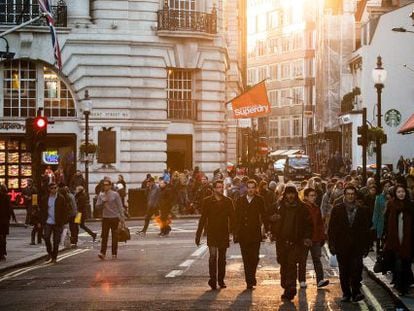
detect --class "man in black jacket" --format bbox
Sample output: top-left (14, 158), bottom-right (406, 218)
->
top-left (40, 183), bottom-right (70, 263)
top-left (235, 179), bottom-right (268, 289)
top-left (269, 185), bottom-right (312, 301)
top-left (195, 180), bottom-right (235, 290)
top-left (328, 184), bottom-right (370, 303)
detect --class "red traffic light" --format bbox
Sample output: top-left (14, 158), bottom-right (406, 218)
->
top-left (34, 116), bottom-right (47, 129)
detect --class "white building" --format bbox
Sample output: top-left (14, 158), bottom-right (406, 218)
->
top-left (0, 0), bottom-right (245, 204)
top-left (347, 2), bottom-right (414, 170)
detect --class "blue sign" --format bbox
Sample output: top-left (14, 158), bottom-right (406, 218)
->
top-left (42, 150), bottom-right (59, 165)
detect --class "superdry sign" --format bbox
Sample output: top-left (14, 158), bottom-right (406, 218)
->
top-left (228, 81), bottom-right (271, 119)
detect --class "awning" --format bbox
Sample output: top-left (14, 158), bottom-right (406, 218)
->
top-left (269, 149), bottom-right (301, 157)
top-left (398, 113), bottom-right (414, 135)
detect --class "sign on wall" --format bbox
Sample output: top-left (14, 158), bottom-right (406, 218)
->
top-left (384, 109), bottom-right (401, 127)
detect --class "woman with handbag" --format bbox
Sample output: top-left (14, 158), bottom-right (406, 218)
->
top-left (383, 184), bottom-right (414, 296)
top-left (75, 186), bottom-right (97, 241)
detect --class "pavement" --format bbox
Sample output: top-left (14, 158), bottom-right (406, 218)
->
top-left (2, 210), bottom-right (414, 310)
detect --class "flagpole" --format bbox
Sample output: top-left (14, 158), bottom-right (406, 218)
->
top-left (0, 14), bottom-right (47, 38)
top-left (226, 78), bottom-right (268, 105)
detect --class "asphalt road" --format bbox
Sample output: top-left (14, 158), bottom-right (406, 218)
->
top-left (0, 219), bottom-right (405, 310)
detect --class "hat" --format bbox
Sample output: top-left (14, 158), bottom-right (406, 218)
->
top-left (284, 185), bottom-right (298, 194)
top-left (269, 181), bottom-right (277, 190)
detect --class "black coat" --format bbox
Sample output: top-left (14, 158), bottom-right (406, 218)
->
top-left (40, 194), bottom-right (70, 226)
top-left (75, 191), bottom-right (88, 215)
top-left (328, 202), bottom-right (371, 257)
top-left (196, 195), bottom-right (235, 248)
top-left (0, 192), bottom-right (13, 235)
top-left (235, 195), bottom-right (268, 243)
top-left (269, 199), bottom-right (312, 245)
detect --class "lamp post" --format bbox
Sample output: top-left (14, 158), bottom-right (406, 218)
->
top-left (372, 56), bottom-right (387, 192)
top-left (82, 90), bottom-right (93, 217)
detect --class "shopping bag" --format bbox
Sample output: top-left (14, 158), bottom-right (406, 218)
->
top-left (74, 212), bottom-right (82, 224)
top-left (61, 227), bottom-right (71, 248)
top-left (118, 224), bottom-right (131, 243)
top-left (329, 254), bottom-right (338, 267)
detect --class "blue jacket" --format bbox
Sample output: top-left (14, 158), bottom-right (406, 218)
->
top-left (372, 193), bottom-right (387, 238)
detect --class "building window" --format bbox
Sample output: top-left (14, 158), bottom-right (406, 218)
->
top-left (292, 60), bottom-right (303, 78)
top-left (269, 64), bottom-right (278, 81)
top-left (258, 66), bottom-right (267, 81)
top-left (167, 68), bottom-right (196, 120)
top-left (292, 117), bottom-right (300, 137)
top-left (268, 38), bottom-right (279, 55)
top-left (269, 118), bottom-right (279, 138)
top-left (247, 68), bottom-right (257, 85)
top-left (281, 63), bottom-right (290, 80)
top-left (282, 37), bottom-right (290, 52)
top-left (292, 87), bottom-right (304, 104)
top-left (3, 60), bottom-right (37, 117)
top-left (169, 0), bottom-right (195, 11)
top-left (280, 117), bottom-right (289, 137)
top-left (44, 68), bottom-right (76, 117)
top-left (292, 33), bottom-right (304, 50)
top-left (280, 89), bottom-right (291, 106)
top-left (268, 90), bottom-right (278, 108)
top-left (268, 10), bottom-right (279, 29)
top-left (2, 59), bottom-right (76, 118)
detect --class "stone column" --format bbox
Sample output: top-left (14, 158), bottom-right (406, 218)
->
top-left (66, 1), bottom-right (91, 26)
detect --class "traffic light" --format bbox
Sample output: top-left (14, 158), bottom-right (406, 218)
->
top-left (357, 124), bottom-right (368, 146)
top-left (33, 116), bottom-right (48, 137)
top-left (25, 116), bottom-right (48, 151)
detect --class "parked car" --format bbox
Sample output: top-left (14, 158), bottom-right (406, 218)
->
top-left (284, 154), bottom-right (312, 181)
top-left (273, 158), bottom-right (286, 175)
top-left (356, 164), bottom-right (390, 174)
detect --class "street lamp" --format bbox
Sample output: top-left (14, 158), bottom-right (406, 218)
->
top-left (372, 56), bottom-right (387, 191)
top-left (82, 90), bottom-right (93, 217)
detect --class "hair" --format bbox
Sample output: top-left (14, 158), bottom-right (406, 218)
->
top-left (213, 179), bottom-right (224, 188)
top-left (344, 184), bottom-right (357, 193)
top-left (148, 177), bottom-right (155, 183)
top-left (393, 183), bottom-right (409, 202)
top-left (304, 187), bottom-right (316, 197)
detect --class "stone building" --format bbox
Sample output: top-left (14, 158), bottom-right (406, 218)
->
top-left (0, 0), bottom-right (245, 204)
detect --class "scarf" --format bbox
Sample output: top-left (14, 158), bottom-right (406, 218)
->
top-left (385, 200), bottom-right (412, 259)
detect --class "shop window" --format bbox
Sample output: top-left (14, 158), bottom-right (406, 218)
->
top-left (2, 59), bottom-right (76, 118)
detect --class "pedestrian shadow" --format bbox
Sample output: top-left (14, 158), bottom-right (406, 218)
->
top-left (298, 288), bottom-right (308, 311)
top-left (190, 288), bottom-right (220, 310)
top-left (229, 288), bottom-right (253, 310)
top-left (278, 299), bottom-right (297, 311)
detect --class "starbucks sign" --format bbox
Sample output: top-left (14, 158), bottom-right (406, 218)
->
top-left (384, 109), bottom-right (401, 127)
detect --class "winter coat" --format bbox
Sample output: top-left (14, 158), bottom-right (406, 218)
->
top-left (372, 193), bottom-right (387, 239)
top-left (196, 195), bottom-right (235, 248)
top-left (40, 194), bottom-right (70, 226)
top-left (304, 201), bottom-right (326, 243)
top-left (0, 191), bottom-right (13, 235)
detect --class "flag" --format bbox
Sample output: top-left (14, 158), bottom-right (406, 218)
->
top-left (228, 81), bottom-right (271, 119)
top-left (38, 0), bottom-right (62, 70)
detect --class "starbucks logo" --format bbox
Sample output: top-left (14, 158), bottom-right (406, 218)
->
top-left (384, 109), bottom-right (401, 127)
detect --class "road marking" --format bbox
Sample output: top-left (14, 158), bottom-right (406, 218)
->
top-left (0, 248), bottom-right (89, 283)
top-left (361, 284), bottom-right (384, 311)
top-left (229, 254), bottom-right (265, 259)
top-left (165, 270), bottom-right (183, 278)
top-left (179, 259), bottom-right (195, 268)
top-left (191, 245), bottom-right (208, 257)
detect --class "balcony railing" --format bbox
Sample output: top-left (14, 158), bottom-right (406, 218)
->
top-left (167, 99), bottom-right (197, 121)
top-left (0, 1), bottom-right (67, 27)
top-left (157, 7), bottom-right (217, 34)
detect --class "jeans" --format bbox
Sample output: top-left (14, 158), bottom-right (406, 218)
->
top-left (240, 241), bottom-right (261, 286)
top-left (44, 224), bottom-right (63, 260)
top-left (299, 242), bottom-right (324, 283)
top-left (100, 218), bottom-right (119, 256)
top-left (142, 206), bottom-right (158, 232)
top-left (208, 246), bottom-right (227, 285)
top-left (31, 224), bottom-right (42, 243)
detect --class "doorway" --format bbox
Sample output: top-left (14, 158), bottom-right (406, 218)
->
top-left (167, 135), bottom-right (193, 172)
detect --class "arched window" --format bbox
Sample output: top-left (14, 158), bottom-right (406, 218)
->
top-left (2, 59), bottom-right (76, 118)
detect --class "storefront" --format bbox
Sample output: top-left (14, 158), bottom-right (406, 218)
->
top-left (0, 132), bottom-right (76, 207)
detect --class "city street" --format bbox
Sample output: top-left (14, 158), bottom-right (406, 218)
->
top-left (0, 219), bottom-right (404, 310)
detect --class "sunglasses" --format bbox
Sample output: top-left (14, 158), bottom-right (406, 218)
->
top-left (49, 186), bottom-right (57, 189)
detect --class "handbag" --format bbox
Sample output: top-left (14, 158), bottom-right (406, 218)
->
top-left (373, 250), bottom-right (394, 273)
top-left (74, 212), bottom-right (82, 224)
top-left (329, 254), bottom-right (338, 267)
top-left (118, 224), bottom-right (131, 243)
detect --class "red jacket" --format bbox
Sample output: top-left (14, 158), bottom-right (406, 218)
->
top-left (304, 201), bottom-right (326, 242)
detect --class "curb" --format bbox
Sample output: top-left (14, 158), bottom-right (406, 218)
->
top-left (10, 223), bottom-right (28, 228)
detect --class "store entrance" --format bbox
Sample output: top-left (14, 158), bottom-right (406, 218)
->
top-left (167, 135), bottom-right (193, 172)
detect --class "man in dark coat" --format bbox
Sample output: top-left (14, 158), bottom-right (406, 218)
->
top-left (195, 179), bottom-right (235, 290)
top-left (328, 184), bottom-right (370, 303)
top-left (40, 182), bottom-right (70, 263)
top-left (268, 185), bottom-right (312, 301)
top-left (235, 179), bottom-right (268, 289)
top-left (0, 184), bottom-right (14, 260)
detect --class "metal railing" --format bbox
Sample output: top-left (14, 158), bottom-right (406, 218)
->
top-left (157, 7), bottom-right (217, 34)
top-left (167, 99), bottom-right (197, 121)
top-left (0, 1), bottom-right (67, 27)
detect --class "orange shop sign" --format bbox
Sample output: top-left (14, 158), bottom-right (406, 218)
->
top-left (229, 81), bottom-right (271, 119)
